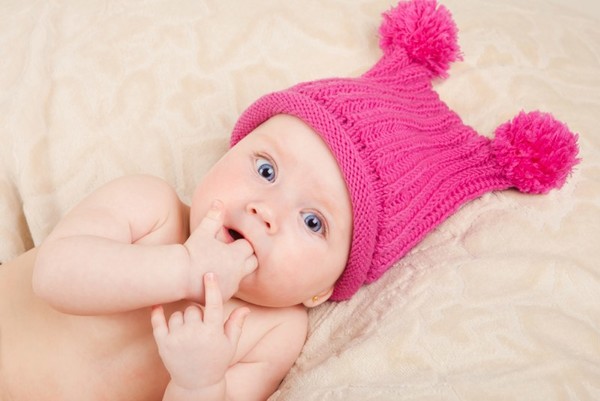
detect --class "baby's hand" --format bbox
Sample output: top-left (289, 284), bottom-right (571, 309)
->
top-left (151, 273), bottom-right (250, 391)
top-left (184, 200), bottom-right (257, 302)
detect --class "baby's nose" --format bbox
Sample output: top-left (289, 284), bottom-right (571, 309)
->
top-left (247, 203), bottom-right (277, 233)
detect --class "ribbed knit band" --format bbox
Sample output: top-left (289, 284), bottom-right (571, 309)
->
top-left (231, 88), bottom-right (379, 300)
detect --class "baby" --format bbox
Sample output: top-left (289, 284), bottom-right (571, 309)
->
top-left (0, 0), bottom-right (579, 400)
top-left (0, 113), bottom-right (350, 401)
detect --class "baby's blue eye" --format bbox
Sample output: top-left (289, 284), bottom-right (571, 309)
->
top-left (256, 158), bottom-right (276, 182)
top-left (302, 212), bottom-right (323, 233)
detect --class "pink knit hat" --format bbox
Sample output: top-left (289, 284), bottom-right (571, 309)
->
top-left (230, 0), bottom-right (580, 301)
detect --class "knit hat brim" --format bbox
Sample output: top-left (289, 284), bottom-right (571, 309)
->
top-left (231, 89), bottom-right (378, 300)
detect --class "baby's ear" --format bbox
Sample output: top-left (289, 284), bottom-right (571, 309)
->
top-left (303, 288), bottom-right (334, 308)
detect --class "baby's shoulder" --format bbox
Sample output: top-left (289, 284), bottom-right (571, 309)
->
top-left (228, 300), bottom-right (308, 372)
top-left (86, 174), bottom-right (189, 244)
top-left (74, 174), bottom-right (183, 217)
top-left (232, 300), bottom-right (308, 342)
top-left (99, 174), bottom-right (180, 203)
top-left (248, 302), bottom-right (308, 334)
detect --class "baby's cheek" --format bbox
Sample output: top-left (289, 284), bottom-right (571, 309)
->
top-left (258, 249), bottom-right (276, 271)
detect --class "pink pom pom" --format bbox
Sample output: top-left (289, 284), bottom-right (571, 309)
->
top-left (379, 0), bottom-right (462, 78)
top-left (492, 111), bottom-right (580, 194)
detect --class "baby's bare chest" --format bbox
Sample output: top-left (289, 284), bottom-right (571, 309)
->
top-left (1, 306), bottom-right (168, 401)
top-left (0, 256), bottom-right (169, 401)
top-left (0, 251), bottom-right (294, 401)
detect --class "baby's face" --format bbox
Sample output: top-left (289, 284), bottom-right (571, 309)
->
top-left (190, 114), bottom-right (353, 307)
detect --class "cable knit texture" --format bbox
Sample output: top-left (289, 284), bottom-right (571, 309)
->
top-left (231, 0), bottom-right (580, 300)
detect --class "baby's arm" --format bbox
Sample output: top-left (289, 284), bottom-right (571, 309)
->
top-left (152, 274), bottom-right (307, 401)
top-left (34, 175), bottom-right (256, 315)
top-left (33, 175), bottom-right (191, 314)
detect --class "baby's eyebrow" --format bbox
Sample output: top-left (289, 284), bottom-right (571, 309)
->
top-left (314, 193), bottom-right (338, 225)
top-left (260, 132), bottom-right (284, 158)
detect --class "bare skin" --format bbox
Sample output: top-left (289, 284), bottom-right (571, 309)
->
top-left (0, 115), bottom-right (353, 401)
top-left (0, 249), bottom-right (307, 401)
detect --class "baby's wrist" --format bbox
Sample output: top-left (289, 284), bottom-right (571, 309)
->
top-left (166, 378), bottom-right (226, 401)
top-left (170, 243), bottom-right (196, 301)
top-left (179, 244), bottom-right (205, 302)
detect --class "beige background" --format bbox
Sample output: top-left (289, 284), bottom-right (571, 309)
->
top-left (1, 1), bottom-right (599, 400)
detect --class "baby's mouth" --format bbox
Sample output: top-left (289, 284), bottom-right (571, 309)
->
top-left (227, 228), bottom-right (244, 241)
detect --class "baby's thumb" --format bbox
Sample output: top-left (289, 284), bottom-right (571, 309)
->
top-left (197, 200), bottom-right (224, 237)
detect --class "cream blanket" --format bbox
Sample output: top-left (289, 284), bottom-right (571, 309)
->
top-left (1, 1), bottom-right (599, 400)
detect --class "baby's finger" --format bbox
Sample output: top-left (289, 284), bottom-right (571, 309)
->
top-left (203, 272), bottom-right (223, 326)
top-left (151, 305), bottom-right (169, 340)
top-left (197, 200), bottom-right (224, 237)
top-left (183, 304), bottom-right (202, 323)
top-left (244, 254), bottom-right (258, 275)
top-left (224, 307), bottom-right (251, 347)
top-left (229, 238), bottom-right (254, 257)
top-left (168, 311), bottom-right (184, 329)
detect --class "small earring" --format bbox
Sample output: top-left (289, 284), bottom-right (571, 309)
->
top-left (312, 295), bottom-right (319, 303)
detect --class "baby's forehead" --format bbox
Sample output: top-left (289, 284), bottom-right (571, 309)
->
top-left (242, 116), bottom-right (348, 188)
top-left (240, 117), bottom-right (310, 152)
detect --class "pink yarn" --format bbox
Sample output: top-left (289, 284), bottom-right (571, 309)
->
top-left (379, 0), bottom-right (462, 77)
top-left (492, 111), bottom-right (580, 194)
top-left (230, 0), bottom-right (580, 301)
